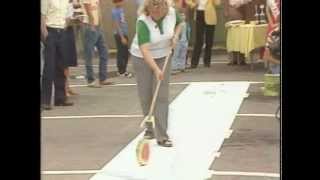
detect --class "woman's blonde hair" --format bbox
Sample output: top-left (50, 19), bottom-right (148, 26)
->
top-left (137, 0), bottom-right (171, 16)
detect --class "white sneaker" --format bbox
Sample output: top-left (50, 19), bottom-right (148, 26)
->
top-left (257, 59), bottom-right (265, 63)
top-left (87, 80), bottom-right (102, 88)
top-left (118, 72), bottom-right (133, 78)
top-left (124, 72), bottom-right (133, 78)
top-left (171, 70), bottom-right (180, 75)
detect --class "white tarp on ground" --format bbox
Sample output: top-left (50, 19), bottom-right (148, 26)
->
top-left (90, 81), bottom-right (250, 180)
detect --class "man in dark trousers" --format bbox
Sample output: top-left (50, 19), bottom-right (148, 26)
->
top-left (41, 0), bottom-right (74, 110)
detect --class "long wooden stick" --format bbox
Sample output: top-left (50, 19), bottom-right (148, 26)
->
top-left (140, 50), bottom-right (173, 127)
top-left (136, 51), bottom-right (173, 167)
top-left (148, 52), bottom-right (172, 116)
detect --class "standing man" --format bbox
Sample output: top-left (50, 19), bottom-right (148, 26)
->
top-left (81, 0), bottom-right (113, 87)
top-left (41, 0), bottom-right (74, 110)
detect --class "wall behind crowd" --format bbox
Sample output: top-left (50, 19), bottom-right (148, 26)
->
top-left (74, 0), bottom-right (139, 57)
top-left (99, 0), bottom-right (138, 48)
top-left (75, 0), bottom-right (227, 57)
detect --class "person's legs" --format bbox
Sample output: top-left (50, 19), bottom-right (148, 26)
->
top-left (191, 10), bottom-right (205, 68)
top-left (114, 34), bottom-right (125, 74)
top-left (185, 46), bottom-right (191, 66)
top-left (228, 52), bottom-right (237, 65)
top-left (41, 42), bottom-right (44, 84)
top-left (114, 34), bottom-right (129, 74)
top-left (95, 28), bottom-right (109, 82)
top-left (270, 63), bottom-right (280, 74)
top-left (64, 68), bottom-right (69, 96)
top-left (239, 52), bottom-right (246, 65)
top-left (122, 35), bottom-right (130, 73)
top-left (62, 27), bottom-right (79, 94)
top-left (131, 55), bottom-right (154, 136)
top-left (83, 25), bottom-right (98, 83)
top-left (178, 43), bottom-right (188, 70)
top-left (41, 30), bottom-right (56, 107)
top-left (63, 67), bottom-right (79, 96)
top-left (171, 43), bottom-right (182, 71)
top-left (78, 25), bottom-right (86, 59)
top-left (153, 56), bottom-right (171, 142)
top-left (203, 25), bottom-right (215, 67)
top-left (54, 38), bottom-right (67, 104)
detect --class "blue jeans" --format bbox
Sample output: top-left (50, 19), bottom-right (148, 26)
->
top-left (270, 64), bottom-right (280, 74)
top-left (83, 25), bottom-right (109, 83)
top-left (171, 41), bottom-right (188, 70)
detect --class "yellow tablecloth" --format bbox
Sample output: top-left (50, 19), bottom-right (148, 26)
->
top-left (226, 24), bottom-right (268, 58)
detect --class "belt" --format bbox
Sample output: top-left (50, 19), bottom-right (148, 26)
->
top-left (83, 23), bottom-right (99, 28)
top-left (47, 27), bottom-right (65, 33)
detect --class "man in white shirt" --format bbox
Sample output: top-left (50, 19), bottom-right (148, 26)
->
top-left (41, 0), bottom-right (74, 110)
top-left (81, 0), bottom-right (113, 87)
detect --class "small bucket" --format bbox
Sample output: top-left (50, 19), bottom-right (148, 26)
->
top-left (263, 74), bottom-right (280, 96)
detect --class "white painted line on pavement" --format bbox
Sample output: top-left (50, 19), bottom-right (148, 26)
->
top-left (69, 84), bottom-right (88, 87)
top-left (69, 83), bottom-right (136, 87)
top-left (237, 113), bottom-right (275, 117)
top-left (42, 170), bottom-right (99, 175)
top-left (69, 81), bottom-right (263, 88)
top-left (42, 114), bottom-right (143, 119)
top-left (42, 113), bottom-right (274, 120)
top-left (42, 169), bottom-right (280, 177)
top-left (42, 170), bottom-right (157, 178)
top-left (76, 61), bottom-right (230, 68)
top-left (209, 170), bottom-right (280, 177)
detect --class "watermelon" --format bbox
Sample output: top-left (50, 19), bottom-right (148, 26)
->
top-left (136, 139), bottom-right (150, 166)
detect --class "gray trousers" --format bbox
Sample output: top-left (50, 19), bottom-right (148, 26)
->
top-left (132, 55), bottom-right (171, 141)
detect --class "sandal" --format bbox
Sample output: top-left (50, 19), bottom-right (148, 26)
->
top-left (144, 131), bottom-right (155, 140)
top-left (157, 139), bottom-right (173, 147)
